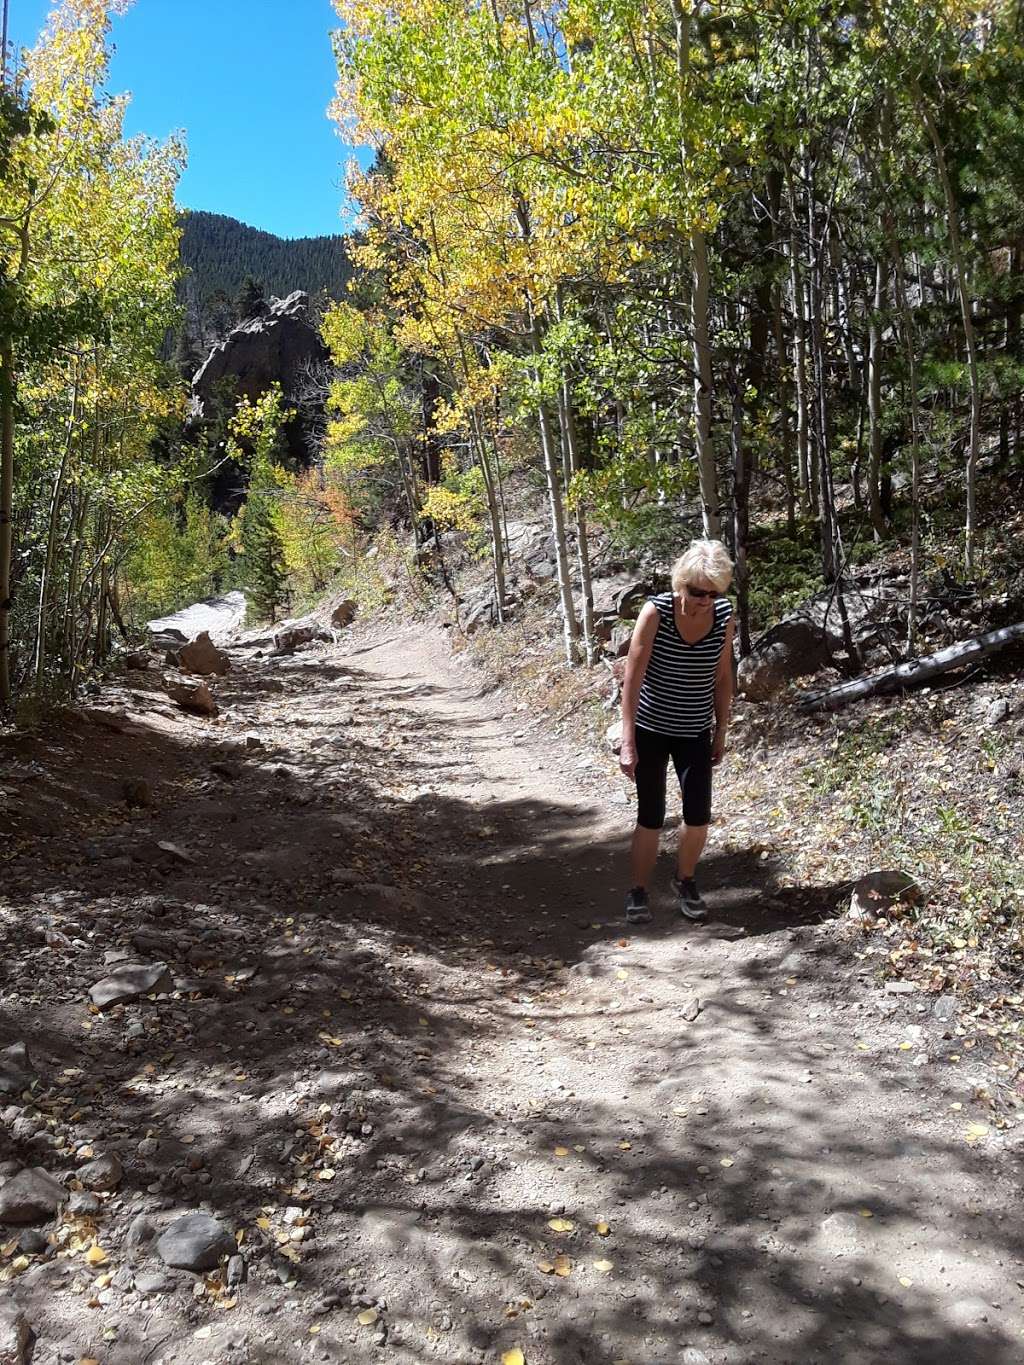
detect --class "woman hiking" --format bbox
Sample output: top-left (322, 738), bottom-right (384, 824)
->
top-left (618, 539), bottom-right (735, 925)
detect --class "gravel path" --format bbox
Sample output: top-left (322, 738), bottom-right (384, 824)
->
top-left (0, 620), bottom-right (1020, 1364)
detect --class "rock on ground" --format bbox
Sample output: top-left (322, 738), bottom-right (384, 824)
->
top-left (163, 675), bottom-right (218, 717)
top-left (76, 1153), bottom-right (123, 1192)
top-left (156, 1212), bottom-right (235, 1271)
top-left (0, 1299), bottom-right (33, 1365)
top-left (178, 630), bottom-right (231, 676)
top-left (0, 1169), bottom-right (67, 1225)
top-left (89, 962), bottom-right (173, 1009)
top-left (0, 1044), bottom-right (34, 1098)
top-left (848, 868), bottom-right (920, 920)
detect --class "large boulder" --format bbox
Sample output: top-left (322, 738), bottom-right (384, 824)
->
top-left (192, 292), bottom-right (329, 415)
top-left (738, 585), bottom-right (899, 701)
top-left (178, 631), bottom-right (230, 677)
top-left (737, 617), bottom-right (836, 701)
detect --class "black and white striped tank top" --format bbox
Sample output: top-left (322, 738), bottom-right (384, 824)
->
top-left (635, 593), bottom-right (732, 736)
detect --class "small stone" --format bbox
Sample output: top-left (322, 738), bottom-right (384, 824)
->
top-left (932, 994), bottom-right (957, 1023)
top-left (68, 1191), bottom-right (101, 1217)
top-left (0, 1298), bottom-right (34, 1365)
top-left (697, 1310), bottom-right (715, 1325)
top-left (681, 998), bottom-right (702, 1022)
top-left (77, 1152), bottom-right (123, 1192)
top-left (111, 1264), bottom-right (135, 1292)
top-left (89, 962), bottom-right (173, 1009)
top-left (16, 1229), bottom-right (48, 1256)
top-left (156, 1212), bottom-right (235, 1272)
top-left (226, 1254), bottom-right (247, 1287)
top-left (134, 1268), bottom-right (175, 1295)
top-left (985, 699), bottom-right (1010, 726)
top-left (0, 1168), bottom-right (68, 1225)
top-left (125, 1213), bottom-right (156, 1261)
top-left (884, 981), bottom-right (916, 995)
top-left (0, 1044), bottom-right (34, 1098)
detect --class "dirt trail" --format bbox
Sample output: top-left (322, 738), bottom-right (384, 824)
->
top-left (0, 621), bottom-right (1021, 1365)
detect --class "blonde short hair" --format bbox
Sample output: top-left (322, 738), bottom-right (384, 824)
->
top-left (671, 539), bottom-right (734, 594)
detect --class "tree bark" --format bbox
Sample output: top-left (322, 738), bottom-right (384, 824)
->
top-left (800, 621), bottom-right (1024, 712)
top-left (867, 259), bottom-right (886, 538)
top-left (915, 85), bottom-right (982, 575)
top-left (528, 312), bottom-right (580, 664)
top-left (0, 335), bottom-right (14, 711)
top-left (671, 0), bottom-right (719, 537)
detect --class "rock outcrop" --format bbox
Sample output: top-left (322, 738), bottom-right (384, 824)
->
top-left (738, 584), bottom-right (901, 701)
top-left (192, 291), bottom-right (329, 415)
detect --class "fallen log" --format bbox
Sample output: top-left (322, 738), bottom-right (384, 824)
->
top-left (798, 620), bottom-right (1024, 712)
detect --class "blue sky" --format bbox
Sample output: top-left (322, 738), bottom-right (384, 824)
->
top-left (8, 0), bottom-right (368, 239)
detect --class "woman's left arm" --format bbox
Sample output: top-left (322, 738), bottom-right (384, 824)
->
top-left (712, 616), bottom-right (735, 765)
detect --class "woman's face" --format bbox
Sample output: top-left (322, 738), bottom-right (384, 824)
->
top-left (679, 578), bottom-right (717, 614)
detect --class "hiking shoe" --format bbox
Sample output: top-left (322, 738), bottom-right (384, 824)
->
top-left (625, 887), bottom-right (652, 925)
top-left (672, 874), bottom-right (708, 922)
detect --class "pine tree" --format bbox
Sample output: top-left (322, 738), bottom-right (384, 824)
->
top-left (235, 275), bottom-right (267, 323)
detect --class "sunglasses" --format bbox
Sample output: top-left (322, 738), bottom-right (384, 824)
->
top-left (684, 585), bottom-right (716, 600)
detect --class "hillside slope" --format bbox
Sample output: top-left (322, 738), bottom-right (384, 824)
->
top-left (177, 210), bottom-right (352, 351)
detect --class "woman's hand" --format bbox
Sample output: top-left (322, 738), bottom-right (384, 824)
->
top-left (711, 729), bottom-right (727, 766)
top-left (619, 738), bottom-right (638, 781)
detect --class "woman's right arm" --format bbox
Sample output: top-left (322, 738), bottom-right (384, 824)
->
top-left (619, 603), bottom-right (658, 780)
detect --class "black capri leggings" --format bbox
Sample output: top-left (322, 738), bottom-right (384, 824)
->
top-left (634, 726), bottom-right (713, 830)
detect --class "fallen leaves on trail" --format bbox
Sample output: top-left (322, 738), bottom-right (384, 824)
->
top-left (965, 1122), bottom-right (989, 1142)
top-left (552, 1254), bottom-right (572, 1277)
top-left (547, 1218), bottom-right (574, 1233)
top-left (85, 1244), bottom-right (108, 1267)
top-left (553, 1146), bottom-right (570, 1157)
top-left (720, 1157), bottom-right (735, 1168)
top-left (593, 1258), bottom-right (614, 1272)
top-left (595, 1221), bottom-right (611, 1236)
top-left (898, 1276), bottom-right (914, 1288)
top-left (357, 1307), bottom-right (379, 1326)
top-left (502, 1350), bottom-right (526, 1365)
top-left (858, 1209), bottom-right (874, 1219)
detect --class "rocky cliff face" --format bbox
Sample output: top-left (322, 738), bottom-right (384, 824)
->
top-left (190, 291), bottom-right (331, 511)
top-left (192, 290), bottom-right (329, 413)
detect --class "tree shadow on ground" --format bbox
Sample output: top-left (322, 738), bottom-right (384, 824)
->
top-left (0, 644), bottom-right (1019, 1363)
